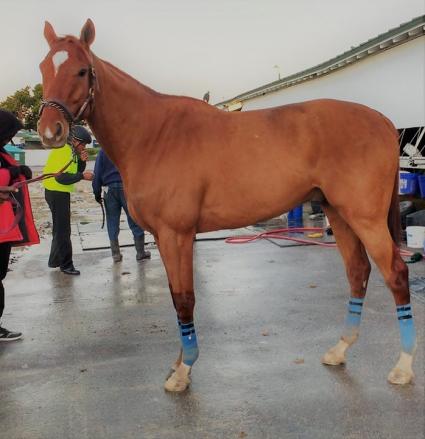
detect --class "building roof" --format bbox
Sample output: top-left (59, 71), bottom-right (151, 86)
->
top-left (216, 15), bottom-right (425, 107)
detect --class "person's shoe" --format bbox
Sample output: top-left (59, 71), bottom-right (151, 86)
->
top-left (137, 250), bottom-right (151, 261)
top-left (110, 240), bottom-right (122, 262)
top-left (135, 235), bottom-right (151, 261)
top-left (60, 266), bottom-right (80, 275)
top-left (0, 325), bottom-right (23, 342)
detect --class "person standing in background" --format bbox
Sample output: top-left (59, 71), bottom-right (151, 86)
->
top-left (43, 125), bottom-right (93, 275)
top-left (92, 149), bottom-right (151, 262)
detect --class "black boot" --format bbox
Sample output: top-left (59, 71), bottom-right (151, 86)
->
top-left (110, 240), bottom-right (122, 262)
top-left (135, 235), bottom-right (151, 261)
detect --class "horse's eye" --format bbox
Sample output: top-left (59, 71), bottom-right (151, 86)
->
top-left (78, 69), bottom-right (88, 77)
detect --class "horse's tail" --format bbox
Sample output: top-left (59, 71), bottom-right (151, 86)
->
top-left (388, 170), bottom-right (401, 246)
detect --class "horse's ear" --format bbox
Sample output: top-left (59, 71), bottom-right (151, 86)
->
top-left (44, 21), bottom-right (58, 48)
top-left (80, 19), bottom-right (95, 47)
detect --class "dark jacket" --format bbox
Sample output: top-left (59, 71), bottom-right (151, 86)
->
top-left (92, 149), bottom-right (122, 197)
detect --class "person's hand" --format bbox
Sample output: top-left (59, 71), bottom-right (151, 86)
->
top-left (19, 165), bottom-right (32, 180)
top-left (83, 171), bottom-right (94, 181)
top-left (79, 149), bottom-right (89, 162)
top-left (94, 192), bottom-right (102, 204)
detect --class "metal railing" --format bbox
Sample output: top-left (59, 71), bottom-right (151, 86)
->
top-left (399, 126), bottom-right (425, 169)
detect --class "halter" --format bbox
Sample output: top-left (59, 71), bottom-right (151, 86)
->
top-left (39, 65), bottom-right (97, 137)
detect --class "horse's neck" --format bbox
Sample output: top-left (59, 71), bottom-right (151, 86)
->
top-left (87, 55), bottom-right (165, 170)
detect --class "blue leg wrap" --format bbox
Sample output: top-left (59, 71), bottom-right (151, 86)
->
top-left (178, 321), bottom-right (199, 366)
top-left (343, 297), bottom-right (364, 336)
top-left (397, 304), bottom-right (416, 354)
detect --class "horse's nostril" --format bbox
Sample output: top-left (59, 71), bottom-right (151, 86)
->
top-left (55, 122), bottom-right (64, 138)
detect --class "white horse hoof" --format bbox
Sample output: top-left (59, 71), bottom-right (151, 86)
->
top-left (164, 363), bottom-right (191, 392)
top-left (321, 339), bottom-right (350, 366)
top-left (321, 348), bottom-right (346, 366)
top-left (387, 367), bottom-right (414, 385)
top-left (388, 351), bottom-right (415, 385)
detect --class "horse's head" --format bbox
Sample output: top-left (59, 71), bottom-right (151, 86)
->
top-left (38, 19), bottom-right (96, 147)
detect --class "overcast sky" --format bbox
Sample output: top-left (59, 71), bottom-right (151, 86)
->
top-left (1, 0), bottom-right (424, 103)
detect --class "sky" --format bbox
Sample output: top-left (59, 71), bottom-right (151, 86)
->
top-left (1, 0), bottom-right (424, 104)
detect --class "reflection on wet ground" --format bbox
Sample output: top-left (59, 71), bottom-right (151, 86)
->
top-left (1, 204), bottom-right (424, 438)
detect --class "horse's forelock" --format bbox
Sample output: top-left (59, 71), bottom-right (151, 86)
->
top-left (48, 35), bottom-right (88, 52)
top-left (46, 36), bottom-right (92, 67)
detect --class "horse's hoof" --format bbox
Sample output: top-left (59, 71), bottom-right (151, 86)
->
top-left (388, 351), bottom-right (414, 385)
top-left (321, 339), bottom-right (350, 366)
top-left (321, 348), bottom-right (346, 366)
top-left (164, 363), bottom-right (191, 392)
top-left (387, 367), bottom-right (414, 385)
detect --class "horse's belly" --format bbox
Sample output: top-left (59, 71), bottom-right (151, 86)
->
top-left (198, 183), bottom-right (310, 232)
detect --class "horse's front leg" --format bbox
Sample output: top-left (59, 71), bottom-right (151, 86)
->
top-left (156, 228), bottom-right (198, 392)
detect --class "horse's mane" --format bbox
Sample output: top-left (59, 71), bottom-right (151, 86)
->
top-left (93, 55), bottom-right (211, 107)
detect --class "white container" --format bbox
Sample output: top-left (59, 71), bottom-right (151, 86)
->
top-left (406, 226), bottom-right (425, 248)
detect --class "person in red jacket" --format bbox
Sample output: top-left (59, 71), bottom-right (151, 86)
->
top-left (0, 110), bottom-right (39, 341)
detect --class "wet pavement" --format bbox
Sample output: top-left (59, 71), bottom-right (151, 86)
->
top-left (1, 219), bottom-right (424, 439)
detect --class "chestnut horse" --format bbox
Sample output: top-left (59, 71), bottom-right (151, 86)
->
top-left (38, 20), bottom-right (416, 392)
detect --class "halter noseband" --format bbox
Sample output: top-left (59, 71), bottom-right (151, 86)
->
top-left (39, 65), bottom-right (96, 134)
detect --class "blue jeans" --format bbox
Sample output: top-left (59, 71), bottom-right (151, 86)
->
top-left (103, 183), bottom-right (144, 241)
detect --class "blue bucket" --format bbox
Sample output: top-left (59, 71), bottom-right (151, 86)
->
top-left (418, 175), bottom-right (425, 199)
top-left (288, 205), bottom-right (303, 220)
top-left (287, 205), bottom-right (303, 227)
top-left (399, 173), bottom-right (418, 195)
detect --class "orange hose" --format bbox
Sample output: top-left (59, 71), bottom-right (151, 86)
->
top-left (225, 226), bottom-right (421, 258)
top-left (225, 227), bottom-right (335, 247)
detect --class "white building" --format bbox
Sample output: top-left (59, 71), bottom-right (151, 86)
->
top-left (217, 15), bottom-right (425, 169)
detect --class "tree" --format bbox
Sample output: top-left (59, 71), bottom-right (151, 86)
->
top-left (0, 84), bottom-right (43, 130)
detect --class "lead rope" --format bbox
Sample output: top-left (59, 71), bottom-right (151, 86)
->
top-left (100, 198), bottom-right (105, 229)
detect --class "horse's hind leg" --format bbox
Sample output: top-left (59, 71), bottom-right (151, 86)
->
top-left (155, 228), bottom-right (199, 392)
top-left (349, 219), bottom-right (416, 384)
top-left (321, 205), bottom-right (371, 366)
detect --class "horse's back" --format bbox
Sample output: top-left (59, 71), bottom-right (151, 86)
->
top-left (194, 99), bottom-right (399, 231)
